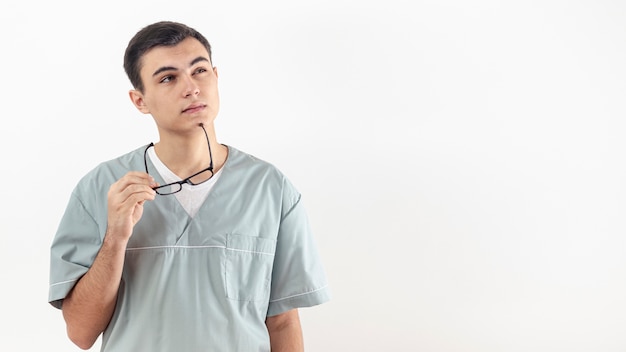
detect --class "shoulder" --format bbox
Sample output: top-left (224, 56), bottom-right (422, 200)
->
top-left (74, 145), bottom-right (147, 195)
top-left (224, 145), bottom-right (301, 204)
top-left (225, 145), bottom-right (287, 181)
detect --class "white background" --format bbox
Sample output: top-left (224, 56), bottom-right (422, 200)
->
top-left (1, 0), bottom-right (625, 351)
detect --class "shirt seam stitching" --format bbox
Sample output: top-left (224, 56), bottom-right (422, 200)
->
top-left (125, 245), bottom-right (274, 255)
top-left (49, 278), bottom-right (78, 288)
top-left (269, 284), bottom-right (329, 303)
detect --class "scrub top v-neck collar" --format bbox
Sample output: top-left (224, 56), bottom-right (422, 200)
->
top-left (145, 144), bottom-right (230, 222)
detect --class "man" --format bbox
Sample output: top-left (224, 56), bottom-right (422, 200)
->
top-left (48, 21), bottom-right (330, 351)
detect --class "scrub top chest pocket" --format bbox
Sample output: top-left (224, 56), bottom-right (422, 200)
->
top-left (224, 234), bottom-right (276, 302)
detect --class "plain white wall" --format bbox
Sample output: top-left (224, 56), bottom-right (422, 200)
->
top-left (1, 0), bottom-right (625, 351)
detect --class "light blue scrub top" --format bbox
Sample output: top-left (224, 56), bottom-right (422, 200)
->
top-left (48, 145), bottom-right (330, 351)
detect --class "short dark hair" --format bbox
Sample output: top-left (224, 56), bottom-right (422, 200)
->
top-left (123, 21), bottom-right (213, 92)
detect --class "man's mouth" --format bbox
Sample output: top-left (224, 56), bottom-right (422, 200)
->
top-left (183, 104), bottom-right (206, 113)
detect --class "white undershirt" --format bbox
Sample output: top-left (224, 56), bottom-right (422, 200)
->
top-left (147, 146), bottom-right (222, 217)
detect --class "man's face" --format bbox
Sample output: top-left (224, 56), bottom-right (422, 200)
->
top-left (129, 37), bottom-right (219, 134)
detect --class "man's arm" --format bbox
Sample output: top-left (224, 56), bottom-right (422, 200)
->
top-left (62, 172), bottom-right (156, 349)
top-left (266, 309), bottom-right (304, 352)
top-left (62, 234), bottom-right (128, 349)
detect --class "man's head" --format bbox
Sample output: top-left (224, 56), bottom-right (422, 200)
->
top-left (125, 21), bottom-right (220, 133)
top-left (124, 21), bottom-right (212, 93)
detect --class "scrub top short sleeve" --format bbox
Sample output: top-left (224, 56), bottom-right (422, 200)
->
top-left (267, 179), bottom-right (331, 316)
top-left (48, 191), bottom-right (103, 309)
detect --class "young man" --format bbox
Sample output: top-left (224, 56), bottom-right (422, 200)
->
top-left (48, 21), bottom-right (330, 351)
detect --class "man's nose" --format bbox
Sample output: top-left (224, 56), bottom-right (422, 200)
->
top-left (183, 76), bottom-right (200, 97)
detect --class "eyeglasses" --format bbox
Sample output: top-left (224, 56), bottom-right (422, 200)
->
top-left (143, 124), bottom-right (214, 195)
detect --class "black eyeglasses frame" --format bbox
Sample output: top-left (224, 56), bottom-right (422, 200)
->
top-left (143, 124), bottom-right (214, 195)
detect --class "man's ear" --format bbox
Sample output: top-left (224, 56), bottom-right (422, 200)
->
top-left (129, 89), bottom-right (150, 114)
top-left (213, 66), bottom-right (218, 78)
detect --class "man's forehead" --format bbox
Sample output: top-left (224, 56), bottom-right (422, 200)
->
top-left (140, 38), bottom-right (210, 72)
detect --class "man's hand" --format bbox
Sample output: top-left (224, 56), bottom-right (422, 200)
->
top-left (106, 171), bottom-right (157, 241)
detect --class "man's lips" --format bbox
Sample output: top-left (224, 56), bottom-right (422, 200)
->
top-left (183, 104), bottom-right (206, 113)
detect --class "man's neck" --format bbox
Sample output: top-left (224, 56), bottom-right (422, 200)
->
top-left (154, 124), bottom-right (227, 178)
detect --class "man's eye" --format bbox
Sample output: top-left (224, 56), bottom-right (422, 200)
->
top-left (160, 75), bottom-right (174, 83)
top-left (194, 68), bottom-right (207, 75)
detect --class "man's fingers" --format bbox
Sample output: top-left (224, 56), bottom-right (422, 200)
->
top-left (106, 172), bottom-right (158, 240)
top-left (112, 184), bottom-right (156, 211)
top-left (110, 173), bottom-right (156, 192)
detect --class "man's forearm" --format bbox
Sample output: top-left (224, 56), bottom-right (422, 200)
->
top-left (267, 309), bottom-right (304, 352)
top-left (62, 234), bottom-right (128, 349)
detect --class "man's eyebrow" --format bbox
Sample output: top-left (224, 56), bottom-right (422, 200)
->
top-left (152, 56), bottom-right (211, 77)
top-left (190, 56), bottom-right (211, 66)
top-left (152, 66), bottom-right (176, 77)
